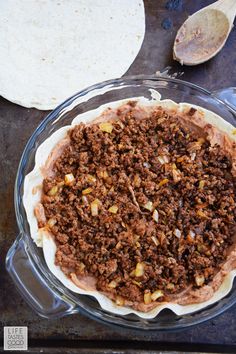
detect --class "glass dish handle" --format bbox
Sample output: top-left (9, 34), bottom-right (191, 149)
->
top-left (6, 233), bottom-right (76, 319)
top-left (212, 87), bottom-right (236, 111)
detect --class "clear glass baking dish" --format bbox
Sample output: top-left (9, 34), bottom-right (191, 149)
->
top-left (5, 76), bottom-right (236, 330)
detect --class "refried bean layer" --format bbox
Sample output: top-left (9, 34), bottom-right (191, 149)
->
top-left (37, 102), bottom-right (236, 308)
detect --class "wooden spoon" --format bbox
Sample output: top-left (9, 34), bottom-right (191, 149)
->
top-left (173, 0), bottom-right (236, 66)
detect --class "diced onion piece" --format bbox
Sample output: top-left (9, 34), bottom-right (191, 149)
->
top-left (152, 209), bottom-right (159, 223)
top-left (82, 195), bottom-right (88, 205)
top-left (195, 274), bottom-right (205, 287)
top-left (151, 236), bottom-right (160, 246)
top-left (108, 205), bottom-right (118, 214)
top-left (190, 152), bottom-right (196, 161)
top-left (82, 187), bottom-right (93, 195)
top-left (189, 230), bottom-right (195, 239)
top-left (197, 210), bottom-right (208, 218)
top-left (91, 203), bottom-right (98, 216)
top-left (157, 156), bottom-right (165, 165)
top-left (199, 180), bottom-right (205, 189)
top-left (174, 228), bottom-right (181, 238)
top-left (197, 244), bottom-right (206, 253)
top-left (108, 280), bottom-right (117, 289)
top-left (91, 199), bottom-right (100, 216)
top-left (48, 185), bottom-right (58, 196)
top-left (157, 117), bottom-right (166, 124)
top-left (172, 163), bottom-right (177, 169)
top-left (166, 283), bottom-right (175, 290)
top-left (99, 122), bottom-right (113, 133)
top-left (101, 185), bottom-right (107, 195)
top-left (109, 186), bottom-right (114, 193)
top-left (158, 155), bottom-right (169, 164)
top-left (172, 169), bottom-right (181, 182)
top-left (160, 232), bottom-right (166, 245)
top-left (135, 262), bottom-right (145, 277)
top-left (118, 143), bottom-right (124, 150)
top-left (163, 155), bottom-right (169, 163)
top-left (158, 178), bottom-right (169, 188)
top-left (151, 290), bottom-right (164, 301)
top-left (117, 121), bottom-right (124, 129)
top-left (143, 201), bottom-right (153, 211)
top-left (64, 173), bottom-right (75, 186)
top-left (132, 280), bottom-right (141, 287)
top-left (87, 174), bottom-right (96, 183)
top-left (134, 174), bottom-right (141, 187)
top-left (115, 296), bottom-right (124, 306)
top-left (144, 292), bottom-right (152, 305)
top-left (116, 241), bottom-right (122, 249)
top-left (48, 218), bottom-right (57, 228)
top-left (78, 262), bottom-right (86, 273)
top-left (99, 170), bottom-right (109, 179)
top-left (197, 137), bottom-right (205, 145)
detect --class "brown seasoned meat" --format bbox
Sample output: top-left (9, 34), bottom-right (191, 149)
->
top-left (38, 102), bottom-right (236, 306)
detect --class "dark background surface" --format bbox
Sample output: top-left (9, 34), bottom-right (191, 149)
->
top-left (0, 1), bottom-right (236, 353)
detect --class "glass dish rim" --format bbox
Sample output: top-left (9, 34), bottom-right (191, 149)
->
top-left (13, 75), bottom-right (236, 330)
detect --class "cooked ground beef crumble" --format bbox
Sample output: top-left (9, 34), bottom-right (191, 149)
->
top-left (39, 102), bottom-right (236, 305)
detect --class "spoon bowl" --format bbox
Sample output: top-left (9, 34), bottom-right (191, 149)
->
top-left (173, 0), bottom-right (236, 66)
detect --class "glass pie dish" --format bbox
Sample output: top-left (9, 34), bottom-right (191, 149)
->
top-left (5, 76), bottom-right (236, 330)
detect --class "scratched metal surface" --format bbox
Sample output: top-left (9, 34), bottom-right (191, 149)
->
top-left (0, 0), bottom-right (236, 352)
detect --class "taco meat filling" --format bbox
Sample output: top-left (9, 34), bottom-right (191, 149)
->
top-left (36, 101), bottom-right (236, 310)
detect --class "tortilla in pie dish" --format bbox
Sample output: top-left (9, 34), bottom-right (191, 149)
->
top-left (24, 96), bottom-right (236, 317)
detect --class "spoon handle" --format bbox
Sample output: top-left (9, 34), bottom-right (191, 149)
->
top-left (213, 0), bottom-right (236, 24)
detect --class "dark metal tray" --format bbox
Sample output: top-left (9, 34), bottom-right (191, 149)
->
top-left (1, 0), bottom-right (236, 352)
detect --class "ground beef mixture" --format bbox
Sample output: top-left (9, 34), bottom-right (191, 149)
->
top-left (39, 102), bottom-right (236, 306)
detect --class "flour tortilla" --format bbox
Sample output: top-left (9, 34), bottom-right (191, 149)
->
top-left (0, 0), bottom-right (145, 110)
top-left (23, 92), bottom-right (236, 318)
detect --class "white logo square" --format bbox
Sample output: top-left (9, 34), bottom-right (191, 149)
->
top-left (4, 327), bottom-right (28, 351)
